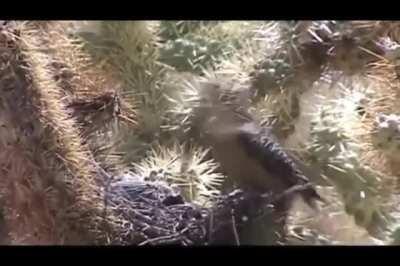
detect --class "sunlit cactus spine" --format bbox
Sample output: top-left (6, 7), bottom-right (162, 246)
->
top-left (39, 22), bottom-right (137, 172)
top-left (357, 57), bottom-right (400, 180)
top-left (0, 22), bottom-right (137, 244)
top-left (131, 143), bottom-right (225, 206)
top-left (75, 21), bottom-right (170, 163)
top-left (306, 100), bottom-right (395, 239)
top-left (246, 21), bottom-right (389, 142)
top-left (162, 71), bottom-right (252, 144)
top-left (247, 22), bottom-right (331, 140)
top-left (161, 73), bottom-right (205, 140)
top-left (159, 21), bottom-right (251, 74)
top-left (159, 35), bottom-right (230, 74)
top-left (249, 89), bottom-right (301, 140)
top-left (159, 21), bottom-right (220, 40)
top-left (370, 114), bottom-right (400, 161)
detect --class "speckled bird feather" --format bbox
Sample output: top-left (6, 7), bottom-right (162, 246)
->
top-left (237, 123), bottom-right (324, 209)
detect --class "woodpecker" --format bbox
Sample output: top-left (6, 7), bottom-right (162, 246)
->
top-left (193, 80), bottom-right (324, 211)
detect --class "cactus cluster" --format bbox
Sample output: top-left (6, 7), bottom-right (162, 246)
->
top-left (159, 22), bottom-right (400, 244)
top-left (3, 20), bottom-right (400, 245)
top-left (305, 93), bottom-right (396, 240)
top-left (159, 21), bottom-right (219, 40)
top-left (159, 21), bottom-right (257, 75)
top-left (0, 22), bottom-right (133, 244)
top-left (249, 89), bottom-right (300, 140)
top-left (131, 143), bottom-right (225, 206)
top-left (160, 35), bottom-right (231, 74)
top-left (250, 56), bottom-right (294, 96)
top-left (250, 22), bottom-right (328, 98)
top-left (248, 20), bottom-right (393, 114)
top-left (74, 21), bottom-right (170, 164)
top-left (161, 73), bottom-right (201, 138)
top-left (371, 114), bottom-right (400, 160)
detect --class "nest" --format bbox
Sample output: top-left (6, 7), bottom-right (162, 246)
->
top-left (106, 172), bottom-right (309, 245)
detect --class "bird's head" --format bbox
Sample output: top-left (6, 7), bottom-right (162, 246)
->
top-left (191, 80), bottom-right (254, 138)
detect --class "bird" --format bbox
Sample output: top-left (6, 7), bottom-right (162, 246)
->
top-left (190, 80), bottom-right (325, 244)
top-left (192, 80), bottom-right (325, 210)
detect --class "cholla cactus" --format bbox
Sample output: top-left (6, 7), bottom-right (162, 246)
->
top-left (75, 21), bottom-right (168, 163)
top-left (305, 89), bottom-right (396, 239)
top-left (287, 185), bottom-right (385, 245)
top-left (162, 73), bottom-right (201, 138)
top-left (32, 22), bottom-right (137, 172)
top-left (295, 21), bottom-right (386, 75)
top-left (160, 35), bottom-right (231, 74)
top-left (159, 21), bottom-right (260, 74)
top-left (249, 88), bottom-right (300, 140)
top-left (162, 72), bottom-right (251, 142)
top-left (159, 21), bottom-right (219, 40)
top-left (131, 143), bottom-right (225, 206)
top-left (371, 114), bottom-right (400, 160)
top-left (250, 56), bottom-right (295, 96)
top-left (0, 22), bottom-right (131, 244)
top-left (247, 21), bottom-right (390, 132)
top-left (357, 59), bottom-right (400, 179)
top-left (246, 22), bottom-right (333, 140)
top-left (349, 21), bottom-right (400, 45)
top-left (215, 21), bottom-right (283, 87)
top-left (249, 22), bottom-right (331, 100)
top-left (253, 21), bottom-right (392, 85)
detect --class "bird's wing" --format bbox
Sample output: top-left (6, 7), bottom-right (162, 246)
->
top-left (237, 126), bottom-right (310, 187)
top-left (237, 125), bottom-right (326, 208)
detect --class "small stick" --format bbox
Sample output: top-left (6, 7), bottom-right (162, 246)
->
top-left (138, 233), bottom-right (181, 246)
top-left (208, 209), bottom-right (214, 244)
top-left (231, 209), bottom-right (240, 246)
